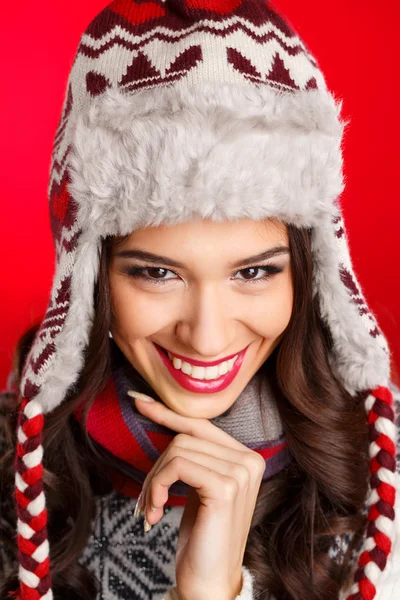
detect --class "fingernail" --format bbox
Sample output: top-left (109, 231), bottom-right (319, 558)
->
top-left (127, 390), bottom-right (156, 403)
top-left (134, 492), bottom-right (143, 519)
top-left (144, 517), bottom-right (152, 533)
top-left (151, 505), bottom-right (156, 513)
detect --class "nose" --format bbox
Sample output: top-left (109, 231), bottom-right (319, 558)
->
top-left (175, 282), bottom-right (236, 359)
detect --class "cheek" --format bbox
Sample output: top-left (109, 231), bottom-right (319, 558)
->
top-left (110, 279), bottom-right (172, 339)
top-left (245, 277), bottom-right (294, 339)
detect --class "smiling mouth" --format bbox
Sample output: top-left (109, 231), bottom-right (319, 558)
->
top-left (153, 341), bottom-right (248, 393)
top-left (154, 341), bottom-right (245, 377)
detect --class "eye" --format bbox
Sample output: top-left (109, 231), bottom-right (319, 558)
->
top-left (123, 264), bottom-right (285, 286)
top-left (235, 265), bottom-right (284, 284)
top-left (124, 266), bottom-right (175, 285)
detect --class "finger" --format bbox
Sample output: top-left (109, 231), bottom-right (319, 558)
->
top-left (129, 391), bottom-right (248, 451)
top-left (145, 446), bottom-right (250, 519)
top-left (146, 456), bottom-right (241, 523)
top-left (140, 436), bottom-right (265, 519)
top-left (141, 442), bottom-right (260, 526)
top-left (166, 433), bottom-right (265, 470)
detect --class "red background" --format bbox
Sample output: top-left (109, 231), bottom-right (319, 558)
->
top-left (1, 1), bottom-right (399, 389)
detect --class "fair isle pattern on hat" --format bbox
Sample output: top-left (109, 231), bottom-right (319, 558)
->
top-left (12, 1), bottom-right (396, 600)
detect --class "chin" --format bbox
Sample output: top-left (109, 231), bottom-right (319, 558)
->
top-left (158, 384), bottom-right (243, 419)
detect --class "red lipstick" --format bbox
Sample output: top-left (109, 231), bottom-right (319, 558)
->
top-left (153, 343), bottom-right (249, 394)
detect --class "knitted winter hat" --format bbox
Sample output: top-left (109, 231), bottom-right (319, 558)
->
top-left (14, 1), bottom-right (396, 599)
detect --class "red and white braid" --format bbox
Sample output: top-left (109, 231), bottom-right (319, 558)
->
top-left (12, 398), bottom-right (53, 600)
top-left (345, 385), bottom-right (397, 600)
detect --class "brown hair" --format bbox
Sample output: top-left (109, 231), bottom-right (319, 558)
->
top-left (0, 225), bottom-right (369, 599)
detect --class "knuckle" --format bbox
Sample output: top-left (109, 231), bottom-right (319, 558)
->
top-left (243, 452), bottom-right (265, 477)
top-left (255, 454), bottom-right (266, 476)
top-left (170, 455), bottom-right (186, 469)
top-left (172, 433), bottom-right (189, 447)
top-left (232, 463), bottom-right (250, 488)
top-left (219, 476), bottom-right (239, 501)
top-left (166, 446), bottom-right (181, 462)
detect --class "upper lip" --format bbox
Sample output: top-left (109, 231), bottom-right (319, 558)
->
top-left (155, 343), bottom-right (246, 367)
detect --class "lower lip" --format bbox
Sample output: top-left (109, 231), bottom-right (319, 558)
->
top-left (154, 344), bottom-right (249, 394)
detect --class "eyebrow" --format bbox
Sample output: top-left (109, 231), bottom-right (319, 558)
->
top-left (115, 245), bottom-right (290, 269)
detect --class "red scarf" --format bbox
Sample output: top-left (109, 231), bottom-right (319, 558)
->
top-left (72, 364), bottom-right (290, 506)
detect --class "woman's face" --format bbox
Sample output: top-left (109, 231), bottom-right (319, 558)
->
top-left (108, 218), bottom-right (293, 418)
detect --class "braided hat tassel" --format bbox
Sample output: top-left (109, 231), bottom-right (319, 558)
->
top-left (345, 386), bottom-right (397, 600)
top-left (12, 398), bottom-right (52, 600)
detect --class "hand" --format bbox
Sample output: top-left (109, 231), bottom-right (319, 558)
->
top-left (128, 391), bottom-right (265, 600)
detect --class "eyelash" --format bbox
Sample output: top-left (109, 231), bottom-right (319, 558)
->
top-left (123, 264), bottom-right (284, 286)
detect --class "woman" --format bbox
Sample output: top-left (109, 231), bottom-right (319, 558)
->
top-left (1, 1), bottom-right (399, 599)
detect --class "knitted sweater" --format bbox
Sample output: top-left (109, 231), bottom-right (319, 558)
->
top-left (1, 384), bottom-right (400, 600)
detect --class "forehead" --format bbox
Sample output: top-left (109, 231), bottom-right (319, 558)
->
top-left (112, 218), bottom-right (289, 252)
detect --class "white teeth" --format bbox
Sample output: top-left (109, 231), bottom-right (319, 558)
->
top-left (218, 361), bottom-right (229, 376)
top-left (204, 366), bottom-right (219, 380)
top-left (166, 351), bottom-right (238, 380)
top-left (181, 361), bottom-right (192, 376)
top-left (172, 356), bottom-right (182, 369)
